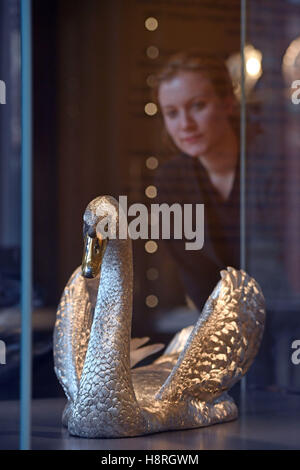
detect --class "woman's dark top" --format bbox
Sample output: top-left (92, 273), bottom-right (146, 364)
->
top-left (156, 153), bottom-right (240, 312)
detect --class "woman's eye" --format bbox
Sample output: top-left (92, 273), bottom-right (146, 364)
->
top-left (165, 110), bottom-right (177, 118)
top-left (193, 101), bottom-right (206, 110)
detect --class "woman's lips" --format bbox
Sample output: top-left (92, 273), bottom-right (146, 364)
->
top-left (181, 134), bottom-right (202, 143)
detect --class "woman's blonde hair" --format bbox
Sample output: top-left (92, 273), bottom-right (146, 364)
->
top-left (153, 49), bottom-right (235, 101)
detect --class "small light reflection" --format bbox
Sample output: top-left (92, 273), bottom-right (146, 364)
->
top-left (246, 57), bottom-right (261, 78)
top-left (145, 185), bottom-right (157, 198)
top-left (145, 295), bottom-right (159, 308)
top-left (226, 44), bottom-right (263, 100)
top-left (145, 241), bottom-right (158, 253)
top-left (146, 74), bottom-right (157, 88)
top-left (146, 46), bottom-right (159, 59)
top-left (147, 267), bottom-right (159, 281)
top-left (144, 102), bottom-right (158, 116)
top-left (282, 36), bottom-right (300, 85)
top-left (145, 17), bottom-right (158, 31)
top-left (146, 157), bottom-right (159, 170)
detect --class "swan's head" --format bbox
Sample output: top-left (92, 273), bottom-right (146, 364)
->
top-left (81, 196), bottom-right (119, 279)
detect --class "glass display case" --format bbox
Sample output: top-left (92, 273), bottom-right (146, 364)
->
top-left (0, 0), bottom-right (21, 401)
top-left (0, 0), bottom-right (299, 451)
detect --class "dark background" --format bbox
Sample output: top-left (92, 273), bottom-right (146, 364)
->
top-left (32, 0), bottom-right (240, 312)
top-left (0, 0), bottom-right (300, 399)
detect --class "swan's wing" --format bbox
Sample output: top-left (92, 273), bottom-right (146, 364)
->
top-left (156, 267), bottom-right (265, 402)
top-left (53, 266), bottom-right (93, 402)
top-left (162, 326), bottom-right (194, 356)
top-left (130, 337), bottom-right (165, 368)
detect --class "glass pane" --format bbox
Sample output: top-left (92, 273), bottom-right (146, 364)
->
top-left (48, 0), bottom-right (241, 348)
top-left (245, 0), bottom-right (300, 391)
top-left (119, 0), bottom-right (242, 345)
top-left (0, 0), bottom-right (21, 439)
top-left (47, 0), bottom-right (244, 408)
top-left (1, 0), bottom-right (299, 451)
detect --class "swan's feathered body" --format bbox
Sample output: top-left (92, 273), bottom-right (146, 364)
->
top-left (54, 196), bottom-right (265, 438)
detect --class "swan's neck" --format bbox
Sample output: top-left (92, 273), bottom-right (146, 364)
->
top-left (69, 238), bottom-right (146, 437)
top-left (91, 238), bottom-right (134, 385)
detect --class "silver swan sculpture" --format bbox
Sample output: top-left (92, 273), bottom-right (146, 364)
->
top-left (53, 195), bottom-right (265, 438)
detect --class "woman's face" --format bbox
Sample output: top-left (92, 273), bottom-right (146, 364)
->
top-left (158, 70), bottom-right (234, 158)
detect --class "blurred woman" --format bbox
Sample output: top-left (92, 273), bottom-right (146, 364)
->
top-left (155, 50), bottom-right (294, 390)
top-left (155, 50), bottom-right (240, 311)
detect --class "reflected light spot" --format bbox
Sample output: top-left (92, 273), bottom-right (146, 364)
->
top-left (147, 267), bottom-right (159, 281)
top-left (146, 74), bottom-right (157, 88)
top-left (145, 17), bottom-right (158, 31)
top-left (144, 102), bottom-right (157, 116)
top-left (146, 295), bottom-right (159, 308)
top-left (246, 57), bottom-right (261, 77)
top-left (282, 36), bottom-right (300, 85)
top-left (145, 240), bottom-right (158, 253)
top-left (147, 46), bottom-right (159, 59)
top-left (146, 156), bottom-right (159, 170)
top-left (145, 185), bottom-right (157, 198)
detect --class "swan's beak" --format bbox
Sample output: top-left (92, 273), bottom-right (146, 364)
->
top-left (81, 234), bottom-right (107, 279)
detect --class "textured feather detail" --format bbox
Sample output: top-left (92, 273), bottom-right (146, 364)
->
top-left (156, 267), bottom-right (265, 403)
top-left (53, 266), bottom-right (93, 402)
top-left (54, 194), bottom-right (266, 437)
top-left (163, 326), bottom-right (194, 356)
top-left (130, 339), bottom-right (165, 368)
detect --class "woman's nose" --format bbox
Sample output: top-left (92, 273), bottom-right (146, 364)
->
top-left (179, 110), bottom-right (195, 130)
